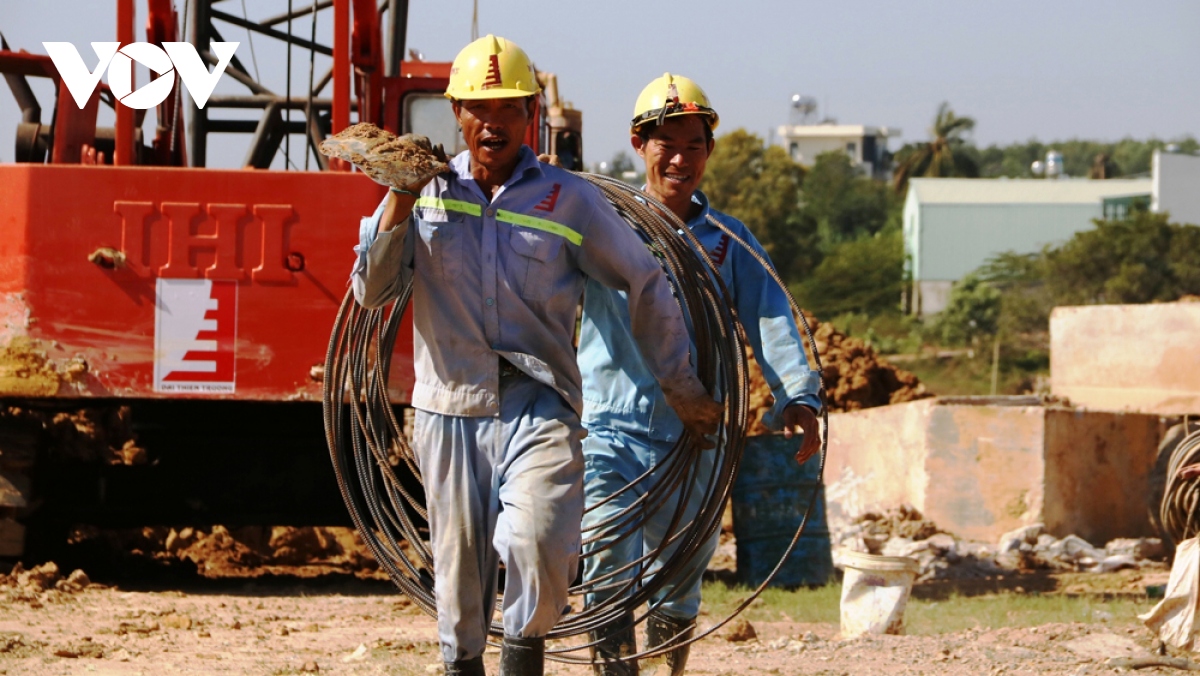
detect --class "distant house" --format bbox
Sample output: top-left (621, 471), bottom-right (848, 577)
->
top-left (776, 124), bottom-right (899, 179)
top-left (903, 178), bottom-right (1153, 316)
top-left (1154, 150), bottom-right (1200, 226)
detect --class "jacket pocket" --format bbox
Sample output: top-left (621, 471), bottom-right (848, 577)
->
top-left (508, 227), bottom-right (563, 300)
top-left (416, 209), bottom-right (464, 281)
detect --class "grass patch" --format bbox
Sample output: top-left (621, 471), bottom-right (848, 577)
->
top-left (699, 582), bottom-right (1156, 634)
top-left (898, 353), bottom-right (1046, 397)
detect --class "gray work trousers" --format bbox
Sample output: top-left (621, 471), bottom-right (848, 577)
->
top-left (414, 374), bottom-right (585, 663)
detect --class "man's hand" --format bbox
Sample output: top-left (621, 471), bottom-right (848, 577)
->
top-left (671, 395), bottom-right (723, 450)
top-left (537, 153), bottom-right (562, 168)
top-left (782, 404), bottom-right (821, 466)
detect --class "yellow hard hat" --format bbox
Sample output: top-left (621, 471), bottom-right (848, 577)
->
top-left (631, 73), bottom-right (719, 132)
top-left (445, 35), bottom-right (541, 100)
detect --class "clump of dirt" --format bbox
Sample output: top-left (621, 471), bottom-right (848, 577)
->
top-left (1, 561), bottom-right (96, 607)
top-left (744, 314), bottom-right (932, 434)
top-left (855, 504), bottom-right (945, 543)
top-left (318, 123), bottom-right (449, 189)
top-left (1, 404), bottom-right (145, 465)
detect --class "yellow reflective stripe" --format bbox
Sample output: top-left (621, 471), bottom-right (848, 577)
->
top-left (414, 196), bottom-right (482, 216)
top-left (496, 210), bottom-right (583, 246)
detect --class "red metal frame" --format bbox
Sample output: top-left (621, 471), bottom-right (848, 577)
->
top-left (0, 0), bottom-right (552, 403)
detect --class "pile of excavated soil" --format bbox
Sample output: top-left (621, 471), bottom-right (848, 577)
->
top-left (744, 314), bottom-right (931, 434)
top-left (1, 561), bottom-right (97, 608)
top-left (1, 405), bottom-right (145, 465)
top-left (68, 525), bottom-right (384, 578)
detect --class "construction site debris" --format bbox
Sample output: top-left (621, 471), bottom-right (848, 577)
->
top-left (1, 405), bottom-right (145, 465)
top-left (318, 123), bottom-right (449, 190)
top-left (744, 314), bottom-right (931, 435)
top-left (832, 505), bottom-right (1167, 582)
top-left (74, 525), bottom-right (382, 577)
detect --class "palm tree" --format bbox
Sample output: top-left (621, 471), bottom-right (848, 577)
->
top-left (892, 102), bottom-right (979, 194)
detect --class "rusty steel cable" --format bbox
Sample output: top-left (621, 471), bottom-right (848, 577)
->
top-left (322, 174), bottom-right (828, 664)
top-left (1160, 422), bottom-right (1200, 544)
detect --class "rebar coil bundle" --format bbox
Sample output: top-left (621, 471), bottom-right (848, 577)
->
top-left (323, 174), bottom-right (827, 663)
top-left (1160, 423), bottom-right (1200, 544)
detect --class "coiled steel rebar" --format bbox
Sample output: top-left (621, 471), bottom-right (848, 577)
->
top-left (1160, 422), bottom-right (1200, 544)
top-left (322, 174), bottom-right (828, 663)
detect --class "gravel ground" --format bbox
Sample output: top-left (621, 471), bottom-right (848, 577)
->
top-left (0, 573), bottom-right (1185, 676)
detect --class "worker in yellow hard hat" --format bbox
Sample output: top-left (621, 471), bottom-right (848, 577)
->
top-left (576, 73), bottom-right (823, 675)
top-left (350, 41), bottom-right (721, 676)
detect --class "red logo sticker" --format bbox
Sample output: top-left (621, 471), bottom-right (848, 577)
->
top-left (481, 54), bottom-right (503, 89)
top-left (534, 184), bottom-right (562, 212)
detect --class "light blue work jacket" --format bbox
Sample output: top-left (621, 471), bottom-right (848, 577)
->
top-left (579, 191), bottom-right (822, 441)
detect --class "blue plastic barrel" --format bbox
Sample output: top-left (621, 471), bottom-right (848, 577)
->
top-left (731, 435), bottom-right (833, 588)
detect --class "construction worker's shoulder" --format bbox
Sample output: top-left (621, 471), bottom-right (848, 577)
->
top-left (704, 204), bottom-right (749, 235)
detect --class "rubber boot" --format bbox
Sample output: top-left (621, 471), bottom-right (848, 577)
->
top-left (641, 613), bottom-right (695, 676)
top-left (588, 611), bottom-right (637, 676)
top-left (499, 634), bottom-right (544, 676)
top-left (444, 655), bottom-right (486, 676)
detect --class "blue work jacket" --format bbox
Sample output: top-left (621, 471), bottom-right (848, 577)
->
top-left (351, 147), bottom-right (707, 418)
top-left (579, 190), bottom-right (822, 441)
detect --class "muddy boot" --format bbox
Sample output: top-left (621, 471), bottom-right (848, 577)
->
top-left (444, 656), bottom-right (486, 676)
top-left (589, 611), bottom-right (637, 675)
top-left (499, 634), bottom-right (544, 676)
top-left (641, 613), bottom-right (695, 676)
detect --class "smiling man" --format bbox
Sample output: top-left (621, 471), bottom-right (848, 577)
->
top-left (578, 74), bottom-right (824, 675)
top-left (350, 41), bottom-right (720, 676)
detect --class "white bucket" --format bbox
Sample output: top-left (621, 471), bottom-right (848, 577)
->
top-left (839, 550), bottom-right (919, 638)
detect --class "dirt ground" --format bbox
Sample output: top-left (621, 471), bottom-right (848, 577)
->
top-left (0, 565), bottom-right (1185, 676)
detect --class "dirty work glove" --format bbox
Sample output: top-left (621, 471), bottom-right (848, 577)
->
top-left (319, 123), bottom-right (449, 191)
top-left (665, 392), bottom-right (723, 450)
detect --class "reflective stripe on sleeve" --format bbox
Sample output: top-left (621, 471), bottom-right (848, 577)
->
top-left (496, 209), bottom-right (583, 245)
top-left (414, 196), bottom-right (483, 217)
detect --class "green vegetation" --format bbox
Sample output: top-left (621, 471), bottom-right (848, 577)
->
top-left (700, 582), bottom-right (1155, 635)
top-left (892, 102), bottom-right (980, 194)
top-left (686, 103), bottom-right (1198, 396)
top-left (703, 130), bottom-right (812, 281)
top-left (970, 137), bottom-right (1200, 179)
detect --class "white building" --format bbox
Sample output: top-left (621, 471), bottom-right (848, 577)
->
top-left (903, 178), bottom-right (1153, 316)
top-left (1153, 150), bottom-right (1200, 226)
top-left (776, 124), bottom-right (900, 178)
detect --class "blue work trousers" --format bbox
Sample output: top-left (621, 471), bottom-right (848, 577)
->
top-left (414, 374), bottom-right (585, 663)
top-left (581, 425), bottom-right (719, 621)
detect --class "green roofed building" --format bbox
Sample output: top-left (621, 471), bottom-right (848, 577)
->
top-left (903, 178), bottom-right (1152, 316)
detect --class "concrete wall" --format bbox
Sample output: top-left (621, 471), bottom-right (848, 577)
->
top-left (1051, 303), bottom-right (1200, 416)
top-left (825, 397), bottom-right (1163, 543)
top-left (1154, 150), bottom-right (1200, 226)
top-left (1042, 409), bottom-right (1164, 544)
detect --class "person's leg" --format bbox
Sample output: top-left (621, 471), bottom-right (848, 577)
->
top-left (414, 410), bottom-right (502, 669)
top-left (492, 377), bottom-right (586, 674)
top-left (639, 434), bottom-right (720, 676)
top-left (580, 426), bottom-right (647, 675)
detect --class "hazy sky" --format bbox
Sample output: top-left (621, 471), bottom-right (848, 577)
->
top-left (2, 0), bottom-right (1197, 168)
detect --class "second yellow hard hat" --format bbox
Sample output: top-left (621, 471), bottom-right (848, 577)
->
top-left (631, 73), bottom-right (719, 132)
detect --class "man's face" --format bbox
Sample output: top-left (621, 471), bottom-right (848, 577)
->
top-left (453, 97), bottom-right (533, 173)
top-left (632, 115), bottom-right (713, 206)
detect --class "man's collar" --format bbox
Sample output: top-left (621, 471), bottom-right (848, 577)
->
top-left (635, 187), bottom-right (712, 229)
top-left (685, 190), bottom-right (712, 228)
top-left (450, 145), bottom-right (544, 185)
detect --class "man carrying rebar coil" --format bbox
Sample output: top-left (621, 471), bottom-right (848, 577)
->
top-left (578, 73), bottom-right (823, 675)
top-left (349, 38), bottom-right (721, 676)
